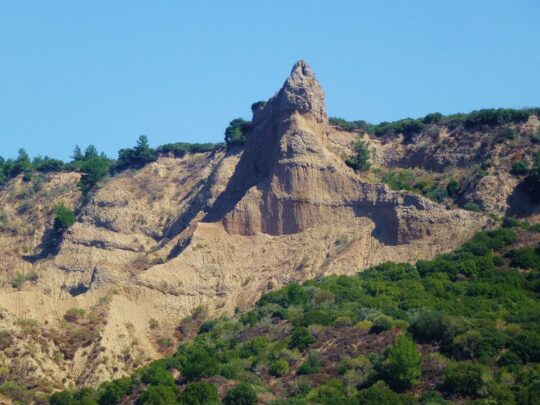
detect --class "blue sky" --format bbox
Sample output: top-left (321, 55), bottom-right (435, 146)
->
top-left (1, 1), bottom-right (539, 160)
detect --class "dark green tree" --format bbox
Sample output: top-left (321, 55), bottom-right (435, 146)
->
top-left (137, 385), bottom-right (178, 405)
top-left (345, 139), bottom-right (371, 172)
top-left (72, 145), bottom-right (83, 161)
top-left (223, 383), bottom-right (257, 405)
top-left (178, 382), bottom-right (219, 405)
top-left (382, 334), bottom-right (422, 391)
top-left (224, 118), bottom-right (251, 148)
top-left (443, 362), bottom-right (483, 396)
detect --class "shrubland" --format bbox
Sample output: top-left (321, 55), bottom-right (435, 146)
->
top-left (49, 223), bottom-right (540, 404)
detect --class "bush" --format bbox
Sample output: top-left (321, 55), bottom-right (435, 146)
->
top-left (410, 312), bottom-right (448, 343)
top-left (178, 382), bottom-right (219, 405)
top-left (78, 153), bottom-right (111, 195)
top-left (97, 377), bottom-right (135, 405)
top-left (507, 247), bottom-right (540, 270)
top-left (329, 117), bottom-right (372, 132)
top-left (223, 383), bottom-right (257, 405)
top-left (512, 160), bottom-right (529, 176)
top-left (225, 118), bottom-right (251, 148)
top-left (443, 362), bottom-right (483, 396)
top-left (446, 179), bottom-right (460, 197)
top-left (497, 350), bottom-right (522, 367)
top-left (53, 203), bottom-right (76, 232)
top-left (141, 361), bottom-right (174, 386)
top-left (289, 326), bottom-right (315, 351)
top-left (382, 334), bottom-right (422, 391)
top-left (509, 332), bottom-right (540, 363)
top-left (464, 202), bottom-right (482, 213)
top-left (114, 135), bottom-right (156, 172)
top-left (270, 359), bottom-right (290, 377)
top-left (345, 139), bottom-right (371, 172)
top-left (423, 112), bottom-right (443, 124)
top-left (174, 342), bottom-right (219, 381)
top-left (298, 352), bottom-right (322, 375)
top-left (138, 384), bottom-right (178, 404)
top-left (305, 380), bottom-right (348, 405)
top-left (11, 273), bottom-right (28, 289)
top-left (356, 381), bottom-right (418, 404)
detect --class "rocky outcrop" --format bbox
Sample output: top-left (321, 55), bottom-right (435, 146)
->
top-left (207, 60), bottom-right (484, 243)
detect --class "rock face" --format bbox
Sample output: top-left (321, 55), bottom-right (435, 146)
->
top-left (0, 61), bottom-right (493, 392)
top-left (207, 60), bottom-right (484, 243)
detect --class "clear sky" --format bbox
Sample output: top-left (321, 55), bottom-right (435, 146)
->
top-left (1, 1), bottom-right (539, 161)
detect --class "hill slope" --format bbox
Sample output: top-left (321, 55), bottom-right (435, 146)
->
top-left (0, 61), bottom-right (538, 401)
top-left (50, 222), bottom-right (540, 404)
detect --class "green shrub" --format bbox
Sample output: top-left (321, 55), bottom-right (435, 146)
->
top-left (53, 203), bottom-right (76, 232)
top-left (270, 359), bottom-right (290, 377)
top-left (78, 152), bottom-right (111, 195)
top-left (382, 334), bottom-right (422, 391)
top-left (423, 112), bottom-right (443, 124)
top-left (410, 312), bottom-right (448, 343)
top-left (11, 273), bottom-right (28, 289)
top-left (178, 382), bottom-right (219, 405)
top-left (64, 307), bottom-right (85, 322)
top-left (298, 352), bottom-right (322, 375)
top-left (512, 160), bottom-right (529, 176)
top-left (114, 135), bottom-right (156, 172)
top-left (356, 381), bottom-right (418, 404)
top-left (239, 336), bottom-right (268, 358)
top-left (97, 377), bottom-right (135, 405)
top-left (289, 326), bottom-right (315, 351)
top-left (174, 342), bottom-right (219, 381)
top-left (497, 350), bottom-right (522, 367)
top-left (223, 383), bottom-right (257, 405)
top-left (141, 361), bottom-right (174, 386)
top-left (509, 332), bottom-right (540, 363)
top-left (446, 179), bottom-right (460, 197)
top-left (345, 139), bottom-right (372, 172)
top-left (329, 117), bottom-right (372, 132)
top-left (305, 379), bottom-right (348, 405)
top-left (138, 384), bottom-right (178, 404)
top-left (443, 362), bottom-right (483, 396)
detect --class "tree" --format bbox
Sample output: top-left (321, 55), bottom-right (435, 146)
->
top-left (178, 382), bottom-right (219, 405)
top-left (72, 145), bottom-right (83, 161)
top-left (345, 139), bottom-right (371, 172)
top-left (382, 334), bottom-right (422, 391)
top-left (11, 148), bottom-right (32, 178)
top-left (223, 383), bottom-right (257, 405)
top-left (141, 361), bottom-right (174, 386)
top-left (84, 145), bottom-right (99, 160)
top-left (78, 155), bottom-right (110, 194)
top-left (443, 362), bottom-right (483, 396)
top-left (224, 118), bottom-right (251, 148)
top-left (134, 135), bottom-right (155, 164)
top-left (138, 385), bottom-right (178, 405)
top-left (175, 342), bottom-right (219, 381)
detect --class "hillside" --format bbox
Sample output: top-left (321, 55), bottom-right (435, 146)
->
top-left (50, 222), bottom-right (540, 404)
top-left (0, 61), bottom-right (538, 403)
